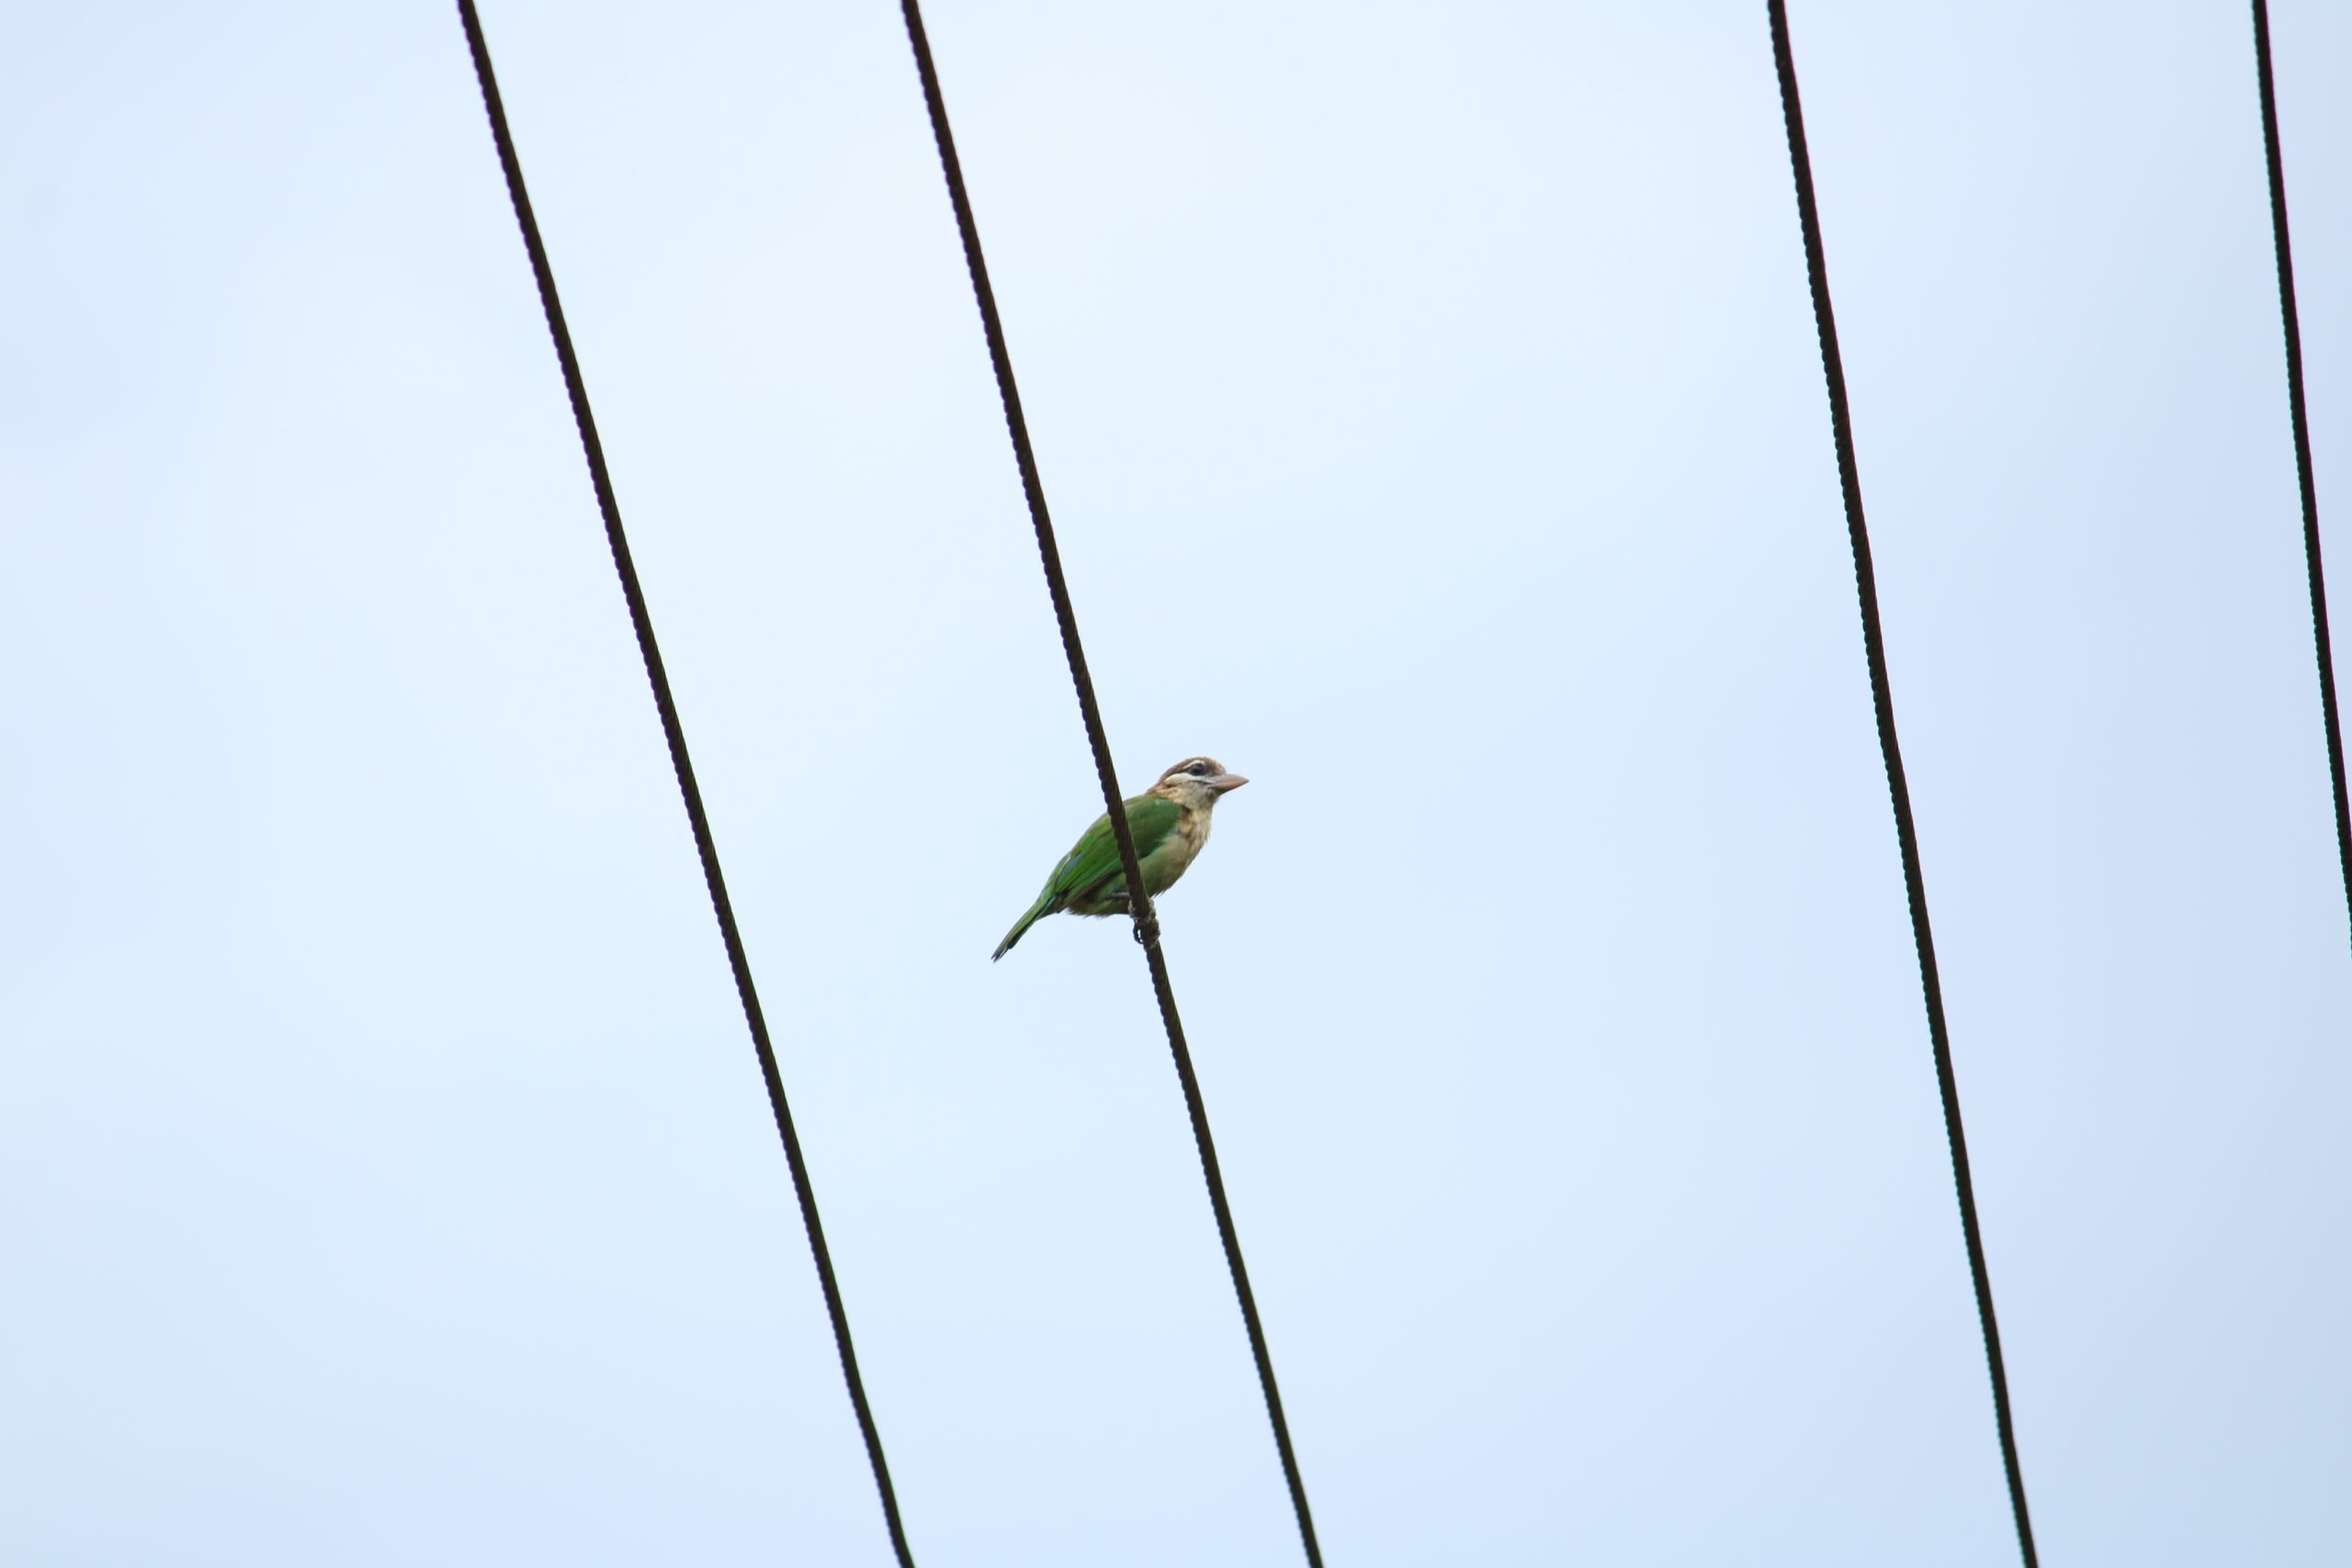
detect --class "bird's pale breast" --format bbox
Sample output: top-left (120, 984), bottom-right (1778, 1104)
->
top-left (1142, 803), bottom-right (1211, 893)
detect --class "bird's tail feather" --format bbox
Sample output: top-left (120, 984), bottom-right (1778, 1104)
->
top-left (992, 897), bottom-right (1052, 962)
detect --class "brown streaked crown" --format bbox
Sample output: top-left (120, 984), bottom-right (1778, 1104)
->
top-left (1157, 757), bottom-right (1227, 785)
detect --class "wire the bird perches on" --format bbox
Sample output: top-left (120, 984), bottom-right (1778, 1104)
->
top-left (895, 3), bottom-right (1326, 1563)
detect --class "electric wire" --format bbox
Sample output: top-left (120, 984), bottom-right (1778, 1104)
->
top-left (454, 6), bottom-right (916, 1562)
top-left (1764, 5), bottom-right (2040, 1562)
top-left (2250, 0), bottom-right (2352, 941)
top-left (894, 4), bottom-right (1324, 1562)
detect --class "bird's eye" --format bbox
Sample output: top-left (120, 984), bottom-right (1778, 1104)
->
top-left (1190, 762), bottom-right (1209, 775)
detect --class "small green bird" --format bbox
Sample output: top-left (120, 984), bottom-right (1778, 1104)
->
top-left (993, 757), bottom-right (1250, 960)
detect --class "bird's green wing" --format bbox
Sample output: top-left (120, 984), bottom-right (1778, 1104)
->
top-left (995, 794), bottom-right (1182, 959)
top-left (1044, 794), bottom-right (1182, 904)
top-left (1121, 794), bottom-right (1184, 875)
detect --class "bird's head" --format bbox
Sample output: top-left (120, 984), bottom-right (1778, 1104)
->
top-left (1151, 756), bottom-right (1249, 809)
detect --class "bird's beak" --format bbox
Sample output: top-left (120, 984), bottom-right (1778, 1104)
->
top-left (1210, 773), bottom-right (1249, 794)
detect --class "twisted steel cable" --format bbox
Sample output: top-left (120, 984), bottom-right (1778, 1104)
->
top-left (2250, 0), bottom-right (2352, 942)
top-left (455, 6), bottom-right (916, 1562)
top-left (895, 3), bottom-right (1325, 1562)
top-left (1765, 5), bottom-right (2040, 1562)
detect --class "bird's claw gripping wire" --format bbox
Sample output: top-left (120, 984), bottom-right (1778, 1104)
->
top-left (1132, 908), bottom-right (1161, 950)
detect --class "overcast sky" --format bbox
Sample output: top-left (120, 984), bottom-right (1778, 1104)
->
top-left (5, 2), bottom-right (2348, 1563)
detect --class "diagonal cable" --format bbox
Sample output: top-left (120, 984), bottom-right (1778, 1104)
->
top-left (1764, 5), bottom-right (2040, 1563)
top-left (2250, 0), bottom-right (2352, 942)
top-left (453, 6), bottom-right (916, 1562)
top-left (894, 4), bottom-right (1323, 1562)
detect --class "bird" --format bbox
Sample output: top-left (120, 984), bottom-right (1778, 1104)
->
top-left (993, 757), bottom-right (1249, 960)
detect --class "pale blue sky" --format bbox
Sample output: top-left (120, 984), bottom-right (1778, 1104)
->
top-left (5, 2), bottom-right (2348, 1563)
